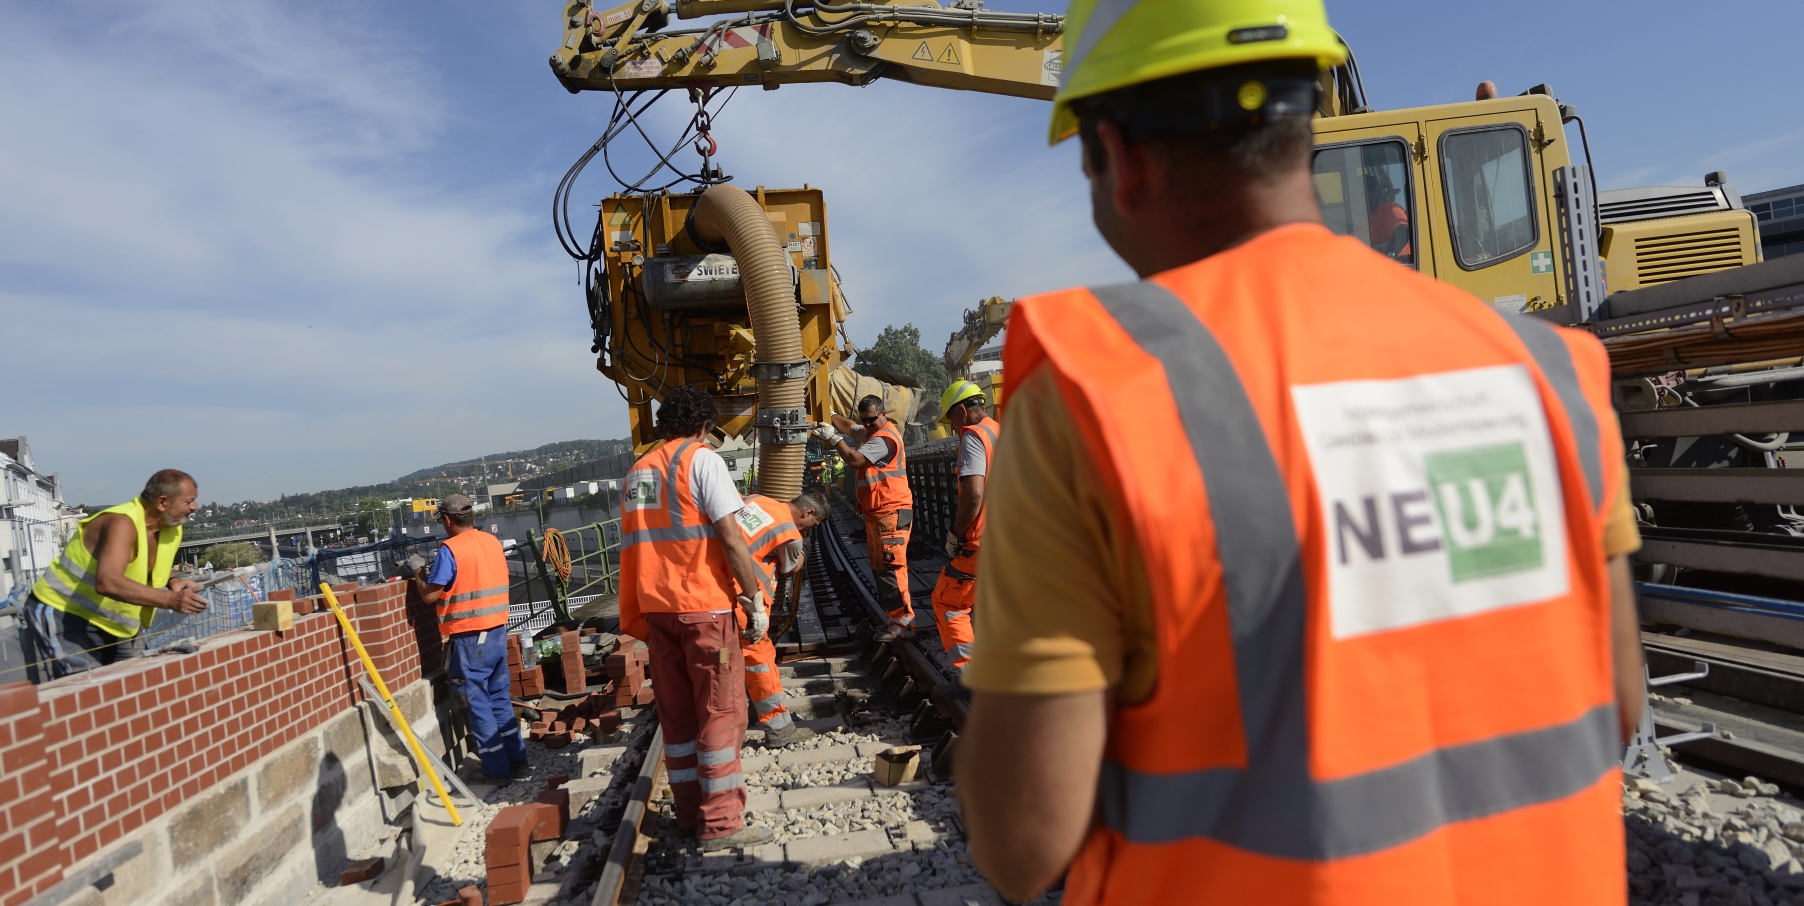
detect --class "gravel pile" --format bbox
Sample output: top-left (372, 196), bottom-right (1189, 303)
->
top-left (1625, 773), bottom-right (1804, 906)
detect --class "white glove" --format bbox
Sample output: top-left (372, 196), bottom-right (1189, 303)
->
top-left (811, 423), bottom-right (843, 446)
top-left (943, 531), bottom-right (963, 559)
top-left (739, 591), bottom-right (768, 644)
top-left (777, 539), bottom-right (806, 576)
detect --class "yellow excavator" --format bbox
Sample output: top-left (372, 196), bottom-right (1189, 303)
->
top-left (549, 0), bottom-right (1766, 499)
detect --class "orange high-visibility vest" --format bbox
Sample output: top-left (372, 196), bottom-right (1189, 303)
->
top-left (620, 440), bottom-right (737, 634)
top-left (734, 494), bottom-right (802, 599)
top-left (854, 421), bottom-right (912, 516)
top-left (1006, 225), bottom-right (1625, 905)
top-left (956, 416), bottom-right (999, 555)
top-left (438, 529), bottom-right (510, 637)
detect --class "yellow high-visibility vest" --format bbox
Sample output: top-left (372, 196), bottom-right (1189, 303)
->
top-left (31, 498), bottom-right (180, 638)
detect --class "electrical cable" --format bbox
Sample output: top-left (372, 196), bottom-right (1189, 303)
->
top-left (542, 528), bottom-right (573, 582)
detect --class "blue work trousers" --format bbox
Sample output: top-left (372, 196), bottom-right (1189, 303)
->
top-left (447, 627), bottom-right (525, 777)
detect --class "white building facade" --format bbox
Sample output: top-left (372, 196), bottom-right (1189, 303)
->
top-left (1, 437), bottom-right (79, 600)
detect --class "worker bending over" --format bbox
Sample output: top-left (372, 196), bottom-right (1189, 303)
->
top-left (409, 494), bottom-right (523, 782)
top-left (958, 1), bottom-right (1646, 902)
top-left (732, 490), bottom-right (831, 748)
top-left (620, 386), bottom-right (772, 850)
top-left (930, 381), bottom-right (998, 680)
top-left (25, 469), bottom-right (207, 680)
top-left (813, 396), bottom-right (915, 641)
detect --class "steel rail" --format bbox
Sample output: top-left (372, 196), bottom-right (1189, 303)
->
top-left (591, 725), bottom-right (667, 906)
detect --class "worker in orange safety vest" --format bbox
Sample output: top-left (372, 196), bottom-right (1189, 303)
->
top-left (954, 1), bottom-right (1648, 903)
top-left (619, 386), bottom-right (773, 851)
top-left (812, 395), bottom-right (916, 641)
top-left (409, 494), bottom-right (523, 782)
top-left (731, 490), bottom-right (830, 748)
top-left (929, 380), bottom-right (998, 682)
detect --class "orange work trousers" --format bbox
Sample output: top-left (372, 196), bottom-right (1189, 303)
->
top-left (741, 635), bottom-right (793, 730)
top-left (644, 610), bottom-right (747, 839)
top-left (930, 551), bottom-right (977, 673)
top-left (866, 509), bottom-right (913, 632)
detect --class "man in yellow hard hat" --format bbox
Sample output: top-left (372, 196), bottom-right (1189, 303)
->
top-left (957, 1), bottom-right (1647, 903)
top-left (929, 380), bottom-right (998, 682)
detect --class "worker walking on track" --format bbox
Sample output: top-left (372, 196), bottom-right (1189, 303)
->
top-left (620, 386), bottom-right (774, 850)
top-left (732, 490), bottom-right (831, 748)
top-left (813, 395), bottom-right (916, 641)
top-left (957, 2), bottom-right (1648, 903)
top-left (409, 494), bottom-right (524, 782)
top-left (24, 469), bottom-right (208, 680)
top-left (930, 381), bottom-right (998, 681)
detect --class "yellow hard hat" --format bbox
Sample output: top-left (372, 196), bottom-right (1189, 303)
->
top-left (1050, 0), bottom-right (1346, 144)
top-left (939, 380), bottom-right (986, 424)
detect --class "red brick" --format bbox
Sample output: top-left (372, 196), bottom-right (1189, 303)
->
top-left (633, 687), bottom-right (655, 706)
top-left (542, 733), bottom-right (568, 749)
top-left (487, 878), bottom-right (528, 906)
top-left (485, 804), bottom-right (536, 849)
top-left (339, 856), bottom-right (385, 885)
top-left (459, 886), bottom-right (484, 906)
top-left (268, 589), bottom-right (295, 601)
top-left (485, 860), bottom-right (531, 888)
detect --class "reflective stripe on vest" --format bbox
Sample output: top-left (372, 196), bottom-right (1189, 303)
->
top-left (438, 529), bottom-right (511, 635)
top-left (619, 440), bottom-right (738, 619)
top-left (855, 422), bottom-right (912, 514)
top-left (738, 495), bottom-right (801, 599)
top-left (1086, 281), bottom-right (1617, 860)
top-left (31, 498), bottom-right (178, 638)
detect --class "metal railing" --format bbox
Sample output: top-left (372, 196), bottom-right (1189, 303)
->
top-left (506, 514), bottom-right (624, 637)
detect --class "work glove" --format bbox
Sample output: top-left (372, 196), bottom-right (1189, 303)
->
top-left (811, 423), bottom-right (843, 447)
top-left (740, 590), bottom-right (769, 644)
top-left (943, 530), bottom-right (963, 560)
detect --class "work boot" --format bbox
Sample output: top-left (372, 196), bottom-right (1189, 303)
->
top-left (699, 824), bottom-right (774, 852)
top-left (458, 765), bottom-right (510, 786)
top-left (760, 723), bottom-right (816, 749)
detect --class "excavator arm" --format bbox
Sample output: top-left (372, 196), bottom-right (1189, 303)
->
top-left (550, 0), bottom-right (1064, 99)
top-left (944, 295), bottom-right (1010, 380)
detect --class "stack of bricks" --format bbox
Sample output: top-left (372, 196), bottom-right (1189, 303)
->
top-left (608, 638), bottom-right (654, 707)
top-left (526, 693), bottom-right (622, 746)
top-left (507, 633), bottom-right (544, 699)
top-left (558, 629), bottom-right (585, 694)
top-left (483, 781), bottom-right (571, 904)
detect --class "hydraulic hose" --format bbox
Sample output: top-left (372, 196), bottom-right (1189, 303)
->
top-left (692, 184), bottom-right (807, 501)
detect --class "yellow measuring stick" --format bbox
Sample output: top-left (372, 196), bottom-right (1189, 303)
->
top-left (320, 584), bottom-right (461, 827)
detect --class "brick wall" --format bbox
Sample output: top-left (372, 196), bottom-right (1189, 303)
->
top-left (0, 580), bottom-right (435, 906)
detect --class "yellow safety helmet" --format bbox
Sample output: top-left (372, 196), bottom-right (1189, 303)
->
top-left (939, 380), bottom-right (987, 424)
top-left (1050, 0), bottom-right (1346, 145)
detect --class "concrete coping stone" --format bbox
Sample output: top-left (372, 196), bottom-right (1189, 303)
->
top-left (854, 739), bottom-right (910, 758)
top-left (739, 752), bottom-right (775, 774)
top-left (782, 828), bottom-right (900, 869)
top-left (777, 744), bottom-right (862, 769)
top-left (780, 778), bottom-right (873, 810)
top-left (745, 789), bottom-right (783, 814)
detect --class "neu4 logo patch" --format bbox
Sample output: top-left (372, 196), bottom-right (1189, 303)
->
top-left (623, 469), bottom-right (662, 511)
top-left (1425, 441), bottom-right (1542, 581)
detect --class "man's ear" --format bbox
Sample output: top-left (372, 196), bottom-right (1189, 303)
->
top-left (1094, 120), bottom-right (1149, 217)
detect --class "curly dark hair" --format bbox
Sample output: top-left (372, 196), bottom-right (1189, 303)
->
top-left (657, 385), bottom-right (719, 439)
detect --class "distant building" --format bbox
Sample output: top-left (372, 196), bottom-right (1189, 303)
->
top-left (1747, 184), bottom-right (1804, 260)
top-left (0, 437), bottom-right (80, 600)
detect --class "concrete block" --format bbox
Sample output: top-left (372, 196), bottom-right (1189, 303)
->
top-left (745, 842), bottom-right (786, 869)
top-left (777, 744), bottom-right (860, 769)
top-left (916, 882), bottom-right (1005, 906)
top-left (855, 740), bottom-right (910, 758)
top-left (744, 790), bottom-right (781, 813)
top-left (257, 735), bottom-right (321, 810)
top-left (97, 828), bottom-right (167, 906)
top-left (576, 744), bottom-right (629, 777)
top-left (780, 779), bottom-right (873, 810)
top-left (901, 820), bottom-right (942, 850)
top-left (783, 829), bottom-right (897, 868)
top-left (215, 805), bottom-right (303, 905)
top-left (151, 875), bottom-right (218, 906)
top-left (170, 779), bottom-right (250, 870)
top-left (563, 776), bottom-right (610, 815)
top-left (738, 753), bottom-right (774, 774)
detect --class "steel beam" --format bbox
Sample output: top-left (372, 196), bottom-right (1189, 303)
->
top-left (1637, 533), bottom-right (1804, 582)
top-left (1630, 468), bottom-right (1804, 505)
top-left (1620, 400), bottom-right (1804, 438)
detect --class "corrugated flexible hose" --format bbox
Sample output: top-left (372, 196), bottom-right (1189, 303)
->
top-left (692, 185), bottom-right (807, 501)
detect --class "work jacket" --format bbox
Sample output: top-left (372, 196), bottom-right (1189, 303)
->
top-left (854, 421), bottom-right (912, 517)
top-left (437, 529), bottom-right (510, 637)
top-left (32, 499), bottom-right (179, 638)
top-left (734, 494), bottom-right (803, 599)
top-left (620, 440), bottom-right (736, 636)
top-left (1007, 224), bottom-right (1626, 905)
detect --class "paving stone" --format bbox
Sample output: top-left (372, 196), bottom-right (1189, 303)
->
top-left (916, 882), bottom-right (1006, 906)
top-left (739, 753), bottom-right (775, 774)
top-left (781, 779), bottom-right (874, 810)
top-left (778, 744), bottom-right (860, 768)
top-left (745, 790), bottom-right (782, 813)
top-left (564, 775), bottom-right (610, 814)
top-left (783, 828), bottom-right (898, 868)
top-left (577, 744), bottom-right (629, 776)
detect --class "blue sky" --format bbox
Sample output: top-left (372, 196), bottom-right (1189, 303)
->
top-left (5, 0), bottom-right (1799, 505)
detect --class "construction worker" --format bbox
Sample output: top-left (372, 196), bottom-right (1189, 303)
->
top-left (1364, 171), bottom-right (1411, 261)
top-left (929, 380), bottom-right (997, 681)
top-left (732, 490), bottom-right (831, 748)
top-left (23, 469), bottom-right (207, 680)
top-left (812, 395), bottom-right (915, 641)
top-left (408, 494), bottom-right (523, 782)
top-left (619, 386), bottom-right (772, 850)
top-left (956, 2), bottom-right (1647, 903)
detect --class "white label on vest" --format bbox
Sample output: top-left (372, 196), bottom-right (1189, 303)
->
top-left (1291, 363), bottom-right (1569, 639)
top-left (735, 501), bottom-right (775, 537)
top-left (623, 469), bottom-right (662, 512)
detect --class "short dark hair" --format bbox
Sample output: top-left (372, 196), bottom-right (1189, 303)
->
top-left (1074, 60), bottom-right (1318, 196)
top-left (141, 469), bottom-right (195, 502)
top-left (442, 510), bottom-right (474, 528)
top-left (857, 395), bottom-right (884, 415)
top-left (791, 491), bottom-right (830, 523)
top-left (657, 385), bottom-right (719, 439)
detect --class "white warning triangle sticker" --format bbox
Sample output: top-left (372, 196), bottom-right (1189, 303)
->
top-left (912, 41), bottom-right (934, 61)
top-left (938, 43), bottom-right (960, 65)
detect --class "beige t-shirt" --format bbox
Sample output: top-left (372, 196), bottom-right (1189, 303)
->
top-left (964, 367), bottom-right (1642, 705)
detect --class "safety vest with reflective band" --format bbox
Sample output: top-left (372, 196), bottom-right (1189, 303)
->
top-left (954, 416), bottom-right (1000, 558)
top-left (1005, 225), bottom-right (1626, 905)
top-left (32, 499), bottom-right (180, 639)
top-left (734, 494), bottom-right (801, 599)
top-left (437, 530), bottom-right (510, 637)
top-left (854, 421), bottom-right (912, 516)
top-left (620, 440), bottom-right (737, 628)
